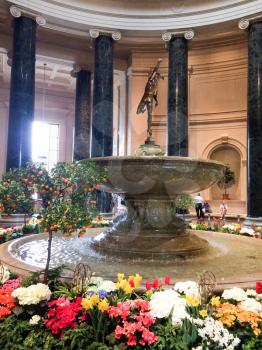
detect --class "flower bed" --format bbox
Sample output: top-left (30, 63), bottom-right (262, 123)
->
top-left (0, 218), bottom-right (41, 244)
top-left (189, 220), bottom-right (262, 239)
top-left (0, 268), bottom-right (261, 349)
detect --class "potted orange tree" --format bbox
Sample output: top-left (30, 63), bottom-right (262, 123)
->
top-left (39, 160), bottom-right (106, 281)
top-left (0, 164), bottom-right (49, 227)
top-left (217, 165), bottom-right (235, 200)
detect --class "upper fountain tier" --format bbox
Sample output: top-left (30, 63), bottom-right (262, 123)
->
top-left (92, 156), bottom-right (224, 199)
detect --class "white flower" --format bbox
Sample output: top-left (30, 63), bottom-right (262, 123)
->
top-left (90, 276), bottom-right (103, 287)
top-left (246, 289), bottom-right (257, 298)
top-left (195, 317), bottom-right (240, 349)
top-left (240, 227), bottom-right (255, 236)
top-left (29, 315), bottom-right (41, 325)
top-left (222, 287), bottom-right (247, 302)
top-left (99, 280), bottom-right (115, 293)
top-left (222, 224), bottom-right (236, 231)
top-left (240, 298), bottom-right (262, 313)
top-left (174, 281), bottom-right (200, 298)
top-left (0, 265), bottom-right (10, 284)
top-left (12, 283), bottom-right (51, 305)
top-left (150, 289), bottom-right (190, 326)
top-left (256, 293), bottom-right (262, 301)
top-left (189, 223), bottom-right (197, 230)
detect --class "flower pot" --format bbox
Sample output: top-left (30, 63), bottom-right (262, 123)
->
top-left (0, 213), bottom-right (29, 228)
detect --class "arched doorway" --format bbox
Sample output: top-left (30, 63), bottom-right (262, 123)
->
top-left (210, 145), bottom-right (241, 200)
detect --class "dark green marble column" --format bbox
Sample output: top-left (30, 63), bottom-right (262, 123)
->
top-left (91, 35), bottom-right (113, 213)
top-left (167, 36), bottom-right (188, 156)
top-left (91, 35), bottom-right (113, 157)
top-left (74, 69), bottom-right (91, 160)
top-left (6, 16), bottom-right (36, 170)
top-left (247, 22), bottom-right (262, 218)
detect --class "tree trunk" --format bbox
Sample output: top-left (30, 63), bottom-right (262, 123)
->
top-left (44, 229), bottom-right (53, 282)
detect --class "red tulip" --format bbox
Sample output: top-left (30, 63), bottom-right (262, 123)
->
top-left (152, 279), bottom-right (159, 289)
top-left (256, 281), bottom-right (262, 294)
top-left (145, 282), bottom-right (152, 290)
top-left (129, 280), bottom-right (135, 288)
top-left (164, 276), bottom-right (171, 285)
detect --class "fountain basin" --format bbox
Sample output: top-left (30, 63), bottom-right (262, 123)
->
top-left (2, 230), bottom-right (262, 291)
top-left (91, 156), bottom-right (224, 258)
top-left (93, 156), bottom-right (224, 198)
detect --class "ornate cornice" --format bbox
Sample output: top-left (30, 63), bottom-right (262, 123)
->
top-left (89, 29), bottom-right (121, 41)
top-left (161, 30), bottom-right (195, 41)
top-left (6, 0), bottom-right (262, 38)
top-left (9, 5), bottom-right (46, 26)
top-left (238, 14), bottom-right (262, 30)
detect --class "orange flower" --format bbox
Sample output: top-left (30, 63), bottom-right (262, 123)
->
top-left (214, 302), bottom-right (262, 335)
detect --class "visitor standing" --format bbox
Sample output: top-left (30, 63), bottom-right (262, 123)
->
top-left (203, 200), bottom-right (212, 215)
top-left (220, 200), bottom-right (228, 221)
top-left (194, 193), bottom-right (204, 219)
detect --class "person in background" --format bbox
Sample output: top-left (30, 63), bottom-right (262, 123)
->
top-left (203, 200), bottom-right (212, 216)
top-left (194, 193), bottom-right (204, 219)
top-left (220, 200), bottom-right (228, 220)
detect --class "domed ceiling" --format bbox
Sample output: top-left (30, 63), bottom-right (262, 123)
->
top-left (2, 0), bottom-right (262, 43)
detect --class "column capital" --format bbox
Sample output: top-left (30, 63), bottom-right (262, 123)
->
top-left (9, 6), bottom-right (46, 26)
top-left (238, 15), bottom-right (262, 30)
top-left (89, 28), bottom-right (121, 41)
top-left (161, 29), bottom-right (194, 42)
top-left (70, 64), bottom-right (90, 77)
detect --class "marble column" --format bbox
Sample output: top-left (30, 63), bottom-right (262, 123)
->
top-left (167, 36), bottom-right (188, 156)
top-left (6, 16), bottom-right (37, 169)
top-left (91, 35), bottom-right (113, 157)
top-left (91, 35), bottom-right (114, 213)
top-left (74, 69), bottom-right (92, 160)
top-left (247, 21), bottom-right (262, 218)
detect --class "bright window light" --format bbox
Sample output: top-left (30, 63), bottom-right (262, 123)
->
top-left (32, 121), bottom-right (59, 171)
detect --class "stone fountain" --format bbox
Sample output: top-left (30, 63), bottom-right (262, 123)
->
top-left (91, 156), bottom-right (224, 259)
top-left (91, 58), bottom-right (224, 260)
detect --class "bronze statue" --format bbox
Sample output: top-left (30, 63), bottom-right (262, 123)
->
top-left (136, 58), bottom-right (164, 142)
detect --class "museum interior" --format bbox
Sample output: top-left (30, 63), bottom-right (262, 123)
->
top-left (0, 1), bottom-right (262, 349)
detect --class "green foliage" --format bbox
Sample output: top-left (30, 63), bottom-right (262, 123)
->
top-left (195, 222), bottom-right (208, 230)
top-left (22, 223), bottom-right (40, 234)
top-left (175, 194), bottom-right (194, 211)
top-left (217, 165), bottom-right (235, 193)
top-left (0, 163), bottom-right (49, 215)
top-left (152, 318), bottom-right (198, 350)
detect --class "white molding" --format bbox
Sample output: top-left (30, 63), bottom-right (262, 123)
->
top-left (6, 0), bottom-right (262, 33)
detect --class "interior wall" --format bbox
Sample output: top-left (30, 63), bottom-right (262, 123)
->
top-left (128, 38), bottom-right (247, 210)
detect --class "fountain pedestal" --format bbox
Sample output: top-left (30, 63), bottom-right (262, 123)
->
top-left (92, 196), bottom-right (209, 259)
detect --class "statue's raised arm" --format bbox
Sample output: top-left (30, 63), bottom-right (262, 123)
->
top-left (136, 58), bottom-right (164, 142)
